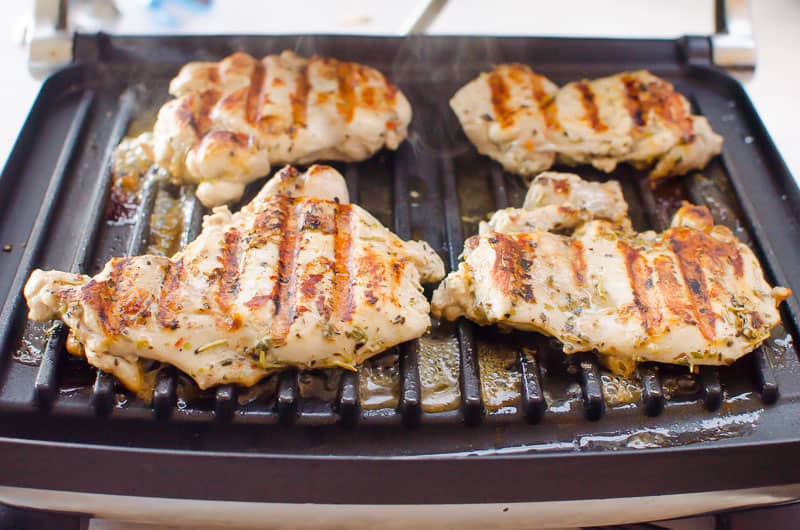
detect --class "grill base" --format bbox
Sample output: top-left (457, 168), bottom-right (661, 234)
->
top-left (3, 484), bottom-right (800, 528)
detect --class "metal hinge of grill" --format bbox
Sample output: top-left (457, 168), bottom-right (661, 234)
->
top-left (679, 0), bottom-right (757, 70)
top-left (712, 0), bottom-right (756, 70)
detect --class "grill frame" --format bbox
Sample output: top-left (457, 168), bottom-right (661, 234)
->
top-left (1, 33), bottom-right (800, 503)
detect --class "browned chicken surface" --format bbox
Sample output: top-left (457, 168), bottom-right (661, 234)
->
top-left (153, 51), bottom-right (412, 207)
top-left (432, 172), bottom-right (790, 369)
top-left (451, 66), bottom-right (722, 182)
top-left (24, 165), bottom-right (444, 393)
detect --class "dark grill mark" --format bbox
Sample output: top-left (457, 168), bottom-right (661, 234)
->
top-left (679, 204), bottom-right (714, 229)
top-left (250, 195), bottom-right (291, 248)
top-left (336, 62), bottom-right (357, 122)
top-left (157, 259), bottom-right (185, 329)
top-left (300, 202), bottom-right (337, 233)
top-left (385, 80), bottom-right (399, 105)
top-left (209, 65), bottom-right (220, 84)
top-left (529, 71), bottom-right (560, 130)
top-left (332, 205), bottom-right (355, 322)
top-left (244, 295), bottom-right (272, 310)
top-left (194, 90), bottom-right (220, 135)
top-left (618, 241), bottom-right (661, 334)
top-left (653, 255), bottom-right (696, 326)
top-left (488, 71), bottom-right (514, 128)
top-left (358, 245), bottom-right (390, 304)
top-left (391, 260), bottom-right (405, 284)
top-left (669, 228), bottom-right (718, 340)
top-left (621, 75), bottom-right (646, 127)
top-left (361, 86), bottom-right (376, 108)
top-left (552, 178), bottom-right (571, 194)
top-left (243, 195), bottom-right (292, 312)
top-left (575, 81), bottom-right (608, 132)
top-left (751, 311), bottom-right (764, 329)
top-left (80, 258), bottom-right (154, 336)
top-left (490, 233), bottom-right (536, 303)
top-left (571, 240), bottom-right (587, 285)
top-left (214, 229), bottom-right (242, 327)
top-left (631, 75), bottom-right (695, 143)
top-left (541, 101), bottom-right (561, 131)
top-left (177, 90), bottom-right (220, 137)
top-left (270, 202), bottom-right (304, 340)
top-left (291, 65), bottom-right (310, 128)
top-left (199, 130), bottom-right (252, 152)
top-left (300, 273), bottom-right (325, 300)
top-left (246, 61), bottom-right (265, 125)
top-left (729, 252), bottom-right (744, 278)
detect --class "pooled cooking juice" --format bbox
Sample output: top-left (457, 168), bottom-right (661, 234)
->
top-left (146, 190), bottom-right (183, 257)
top-left (599, 372), bottom-right (642, 408)
top-left (477, 339), bottom-right (521, 412)
top-left (359, 349), bottom-right (400, 409)
top-left (417, 323), bottom-right (461, 413)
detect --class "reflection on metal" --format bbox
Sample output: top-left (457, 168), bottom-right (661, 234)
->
top-left (28, 0), bottom-right (121, 78)
top-left (712, 0), bottom-right (756, 70)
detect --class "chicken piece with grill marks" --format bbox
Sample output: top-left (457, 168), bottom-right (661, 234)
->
top-left (449, 63), bottom-right (560, 177)
top-left (153, 50), bottom-right (412, 207)
top-left (432, 172), bottom-right (790, 368)
top-left (24, 165), bottom-right (444, 393)
top-left (451, 67), bottom-right (722, 181)
top-left (481, 171), bottom-right (631, 235)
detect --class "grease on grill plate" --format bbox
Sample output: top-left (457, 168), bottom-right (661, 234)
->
top-left (418, 322), bottom-right (461, 413)
top-left (108, 133), bottom-right (155, 223)
top-left (7, 79), bottom-right (796, 437)
top-left (359, 349), bottom-right (400, 409)
top-left (477, 333), bottom-right (521, 414)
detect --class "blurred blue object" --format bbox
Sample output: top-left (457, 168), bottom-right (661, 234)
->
top-left (145, 0), bottom-right (211, 28)
top-left (147, 0), bottom-right (211, 9)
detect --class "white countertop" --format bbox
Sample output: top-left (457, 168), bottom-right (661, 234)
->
top-left (1, 0), bottom-right (798, 182)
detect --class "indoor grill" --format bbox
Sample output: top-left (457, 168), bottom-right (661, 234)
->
top-left (1, 32), bottom-right (800, 528)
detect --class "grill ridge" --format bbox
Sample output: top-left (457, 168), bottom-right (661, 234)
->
top-left (152, 187), bottom-right (203, 419)
top-left (577, 351), bottom-right (606, 421)
top-left (90, 164), bottom-right (161, 414)
top-left (639, 363), bottom-right (665, 416)
top-left (519, 346), bottom-right (546, 423)
top-left (277, 370), bottom-right (299, 425)
top-left (337, 164), bottom-right (362, 424)
top-left (441, 155), bottom-right (483, 424)
top-left (634, 170), bottom-right (724, 411)
top-left (152, 366), bottom-right (177, 420)
top-left (2, 61), bottom-right (793, 431)
top-left (488, 157), bottom-right (608, 420)
top-left (393, 147), bottom-right (423, 426)
top-left (33, 91), bottom-right (132, 410)
top-left (685, 170), bottom-right (780, 404)
top-left (0, 91), bottom-right (94, 402)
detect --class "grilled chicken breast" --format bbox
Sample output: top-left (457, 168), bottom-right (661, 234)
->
top-left (25, 165), bottom-right (444, 393)
top-left (432, 172), bottom-right (790, 368)
top-left (451, 66), bottom-right (722, 181)
top-left (482, 171), bottom-right (631, 235)
top-left (153, 51), bottom-right (412, 207)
